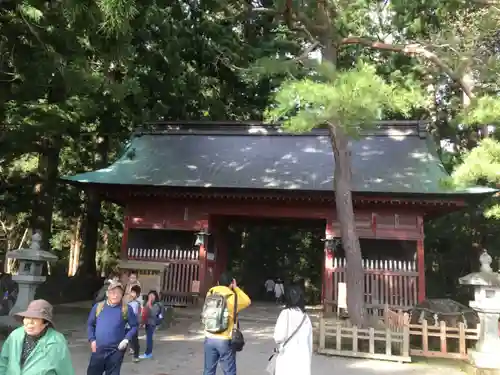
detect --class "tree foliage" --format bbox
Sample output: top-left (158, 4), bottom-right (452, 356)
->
top-left (0, 0), bottom-right (498, 308)
top-left (0, 0), bottom-right (290, 276)
top-left (265, 62), bottom-right (424, 131)
top-left (452, 138), bottom-right (500, 219)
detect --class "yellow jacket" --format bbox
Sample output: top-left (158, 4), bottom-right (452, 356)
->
top-left (204, 285), bottom-right (251, 340)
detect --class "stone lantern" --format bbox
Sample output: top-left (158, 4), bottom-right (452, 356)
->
top-left (459, 249), bottom-right (500, 371)
top-left (6, 231), bottom-right (58, 315)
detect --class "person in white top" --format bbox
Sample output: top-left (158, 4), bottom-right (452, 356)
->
top-left (273, 285), bottom-right (313, 375)
top-left (274, 278), bottom-right (285, 304)
top-left (264, 278), bottom-right (275, 301)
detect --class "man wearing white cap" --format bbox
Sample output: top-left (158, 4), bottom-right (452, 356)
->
top-left (87, 281), bottom-right (138, 375)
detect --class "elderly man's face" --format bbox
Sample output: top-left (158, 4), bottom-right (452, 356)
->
top-left (108, 287), bottom-right (124, 305)
top-left (129, 273), bottom-right (137, 283)
top-left (23, 317), bottom-right (48, 336)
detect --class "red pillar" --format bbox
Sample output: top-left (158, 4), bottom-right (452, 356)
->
top-left (417, 238), bottom-right (426, 302)
top-left (323, 218), bottom-right (335, 312)
top-left (211, 217), bottom-right (220, 283)
top-left (208, 216), bottom-right (228, 285)
top-left (217, 220), bottom-right (228, 280)
top-left (198, 220), bottom-right (209, 298)
top-left (417, 215), bottom-right (426, 302)
top-left (121, 215), bottom-right (130, 260)
top-left (198, 242), bottom-right (207, 296)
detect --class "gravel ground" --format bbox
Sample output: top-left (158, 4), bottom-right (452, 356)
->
top-left (56, 302), bottom-right (466, 375)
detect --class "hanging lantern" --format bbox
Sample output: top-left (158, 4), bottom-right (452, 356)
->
top-left (322, 234), bottom-right (337, 251)
top-left (194, 228), bottom-right (211, 247)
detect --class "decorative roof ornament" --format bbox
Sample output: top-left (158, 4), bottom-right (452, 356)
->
top-left (30, 231), bottom-right (42, 252)
top-left (479, 249), bottom-right (493, 273)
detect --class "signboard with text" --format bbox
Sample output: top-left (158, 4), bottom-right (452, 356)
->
top-left (337, 282), bottom-right (347, 309)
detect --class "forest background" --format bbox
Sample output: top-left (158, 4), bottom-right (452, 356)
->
top-left (0, 0), bottom-right (499, 304)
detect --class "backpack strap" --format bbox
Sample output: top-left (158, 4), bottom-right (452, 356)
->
top-left (121, 303), bottom-right (128, 321)
top-left (282, 312), bottom-right (307, 348)
top-left (233, 289), bottom-right (239, 328)
top-left (95, 301), bottom-right (128, 322)
top-left (95, 301), bottom-right (105, 318)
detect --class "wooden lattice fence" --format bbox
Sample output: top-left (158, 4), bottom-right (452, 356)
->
top-left (317, 316), bottom-right (411, 362)
top-left (386, 309), bottom-right (480, 360)
top-left (330, 258), bottom-right (418, 310)
top-left (317, 309), bottom-right (480, 362)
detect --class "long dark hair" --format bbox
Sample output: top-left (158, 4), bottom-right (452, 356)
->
top-left (284, 284), bottom-right (306, 312)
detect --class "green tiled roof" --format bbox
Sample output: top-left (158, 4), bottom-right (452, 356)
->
top-left (61, 123), bottom-right (495, 196)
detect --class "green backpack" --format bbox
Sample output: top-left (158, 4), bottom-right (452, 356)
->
top-left (201, 289), bottom-right (230, 333)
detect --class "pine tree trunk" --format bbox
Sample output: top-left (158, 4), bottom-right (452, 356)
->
top-left (80, 135), bottom-right (109, 277)
top-left (328, 123), bottom-right (366, 327)
top-left (79, 136), bottom-right (109, 276)
top-left (100, 228), bottom-right (109, 276)
top-left (80, 191), bottom-right (100, 276)
top-left (460, 70), bottom-right (485, 138)
top-left (68, 217), bottom-right (82, 276)
top-left (318, 9), bottom-right (366, 325)
top-left (31, 136), bottom-right (62, 251)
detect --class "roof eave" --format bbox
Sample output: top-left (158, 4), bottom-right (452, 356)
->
top-left (57, 179), bottom-right (495, 208)
top-left (59, 176), bottom-right (497, 197)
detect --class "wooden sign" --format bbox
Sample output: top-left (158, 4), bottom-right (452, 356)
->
top-left (139, 273), bottom-right (161, 294)
top-left (191, 280), bottom-right (200, 293)
top-left (337, 282), bottom-right (347, 309)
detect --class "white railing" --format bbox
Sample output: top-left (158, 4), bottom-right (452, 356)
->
top-left (333, 257), bottom-right (416, 272)
top-left (127, 248), bottom-right (199, 261)
top-left (330, 257), bottom-right (418, 309)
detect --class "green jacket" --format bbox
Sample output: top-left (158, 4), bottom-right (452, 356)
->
top-left (0, 326), bottom-right (75, 375)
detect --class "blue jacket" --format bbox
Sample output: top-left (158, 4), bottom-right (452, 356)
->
top-left (87, 302), bottom-right (138, 348)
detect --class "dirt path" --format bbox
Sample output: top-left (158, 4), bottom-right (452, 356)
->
top-left (60, 303), bottom-right (466, 375)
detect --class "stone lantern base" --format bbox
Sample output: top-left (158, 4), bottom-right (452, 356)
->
top-left (468, 350), bottom-right (500, 374)
top-left (0, 232), bottom-right (58, 334)
top-left (465, 357), bottom-right (500, 375)
top-left (458, 251), bottom-right (500, 375)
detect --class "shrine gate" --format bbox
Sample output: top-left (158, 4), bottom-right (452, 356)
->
top-left (63, 121), bottom-right (493, 308)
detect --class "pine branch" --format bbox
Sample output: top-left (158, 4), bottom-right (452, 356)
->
top-left (470, 0), bottom-right (499, 5)
top-left (250, 5), bottom-right (320, 43)
top-left (339, 37), bottom-right (475, 100)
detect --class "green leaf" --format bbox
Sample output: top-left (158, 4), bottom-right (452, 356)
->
top-left (484, 204), bottom-right (500, 220)
top-left (96, 0), bottom-right (138, 35)
top-left (265, 61), bottom-right (425, 133)
top-left (452, 138), bottom-right (500, 188)
top-left (458, 96), bottom-right (500, 126)
top-left (18, 2), bottom-right (44, 23)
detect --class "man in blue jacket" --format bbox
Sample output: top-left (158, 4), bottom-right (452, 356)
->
top-left (87, 281), bottom-right (138, 375)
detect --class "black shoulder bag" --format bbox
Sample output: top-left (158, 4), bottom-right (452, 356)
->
top-left (266, 312), bottom-right (307, 375)
top-left (230, 290), bottom-right (245, 352)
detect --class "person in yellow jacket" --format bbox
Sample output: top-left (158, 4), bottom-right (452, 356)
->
top-left (202, 273), bottom-right (251, 375)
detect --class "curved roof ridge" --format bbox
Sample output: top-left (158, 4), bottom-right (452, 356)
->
top-left (134, 120), bottom-right (429, 138)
